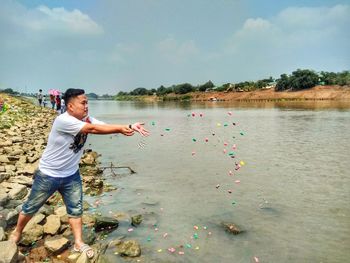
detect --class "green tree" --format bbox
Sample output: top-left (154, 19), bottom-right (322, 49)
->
top-left (289, 69), bottom-right (319, 90)
top-left (130, 87), bottom-right (149, 96)
top-left (173, 83), bottom-right (194, 94)
top-left (275, 74), bottom-right (290, 91)
top-left (86, 92), bottom-right (98, 99)
top-left (198, 80), bottom-right (215, 92)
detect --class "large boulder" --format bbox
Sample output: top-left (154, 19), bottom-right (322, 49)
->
top-left (8, 184), bottom-right (27, 200)
top-left (94, 217), bottom-right (119, 232)
top-left (5, 209), bottom-right (19, 227)
top-left (44, 236), bottom-right (70, 254)
top-left (43, 215), bottom-right (61, 235)
top-left (115, 240), bottom-right (141, 257)
top-left (0, 241), bottom-right (18, 263)
top-left (8, 176), bottom-right (33, 186)
top-left (221, 222), bottom-right (243, 235)
top-left (54, 206), bottom-right (67, 217)
top-left (0, 187), bottom-right (8, 206)
top-left (0, 156), bottom-right (10, 164)
top-left (131, 215), bottom-right (143, 227)
top-left (20, 224), bottom-right (44, 246)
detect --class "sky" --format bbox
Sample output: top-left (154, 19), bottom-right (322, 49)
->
top-left (0, 0), bottom-right (349, 95)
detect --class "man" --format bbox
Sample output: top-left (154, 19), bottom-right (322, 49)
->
top-left (10, 88), bottom-right (149, 258)
top-left (37, 89), bottom-right (43, 106)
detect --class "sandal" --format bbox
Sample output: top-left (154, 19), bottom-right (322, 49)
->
top-left (74, 244), bottom-right (94, 259)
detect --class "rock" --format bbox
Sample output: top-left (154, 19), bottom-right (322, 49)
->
top-left (60, 215), bottom-right (69, 225)
top-left (76, 252), bottom-right (89, 263)
top-left (83, 176), bottom-right (103, 188)
top-left (27, 213), bottom-right (46, 226)
top-left (115, 240), bottom-right (141, 257)
top-left (20, 224), bottom-right (44, 245)
top-left (67, 252), bottom-right (81, 262)
top-left (113, 212), bottom-right (130, 222)
top-left (5, 209), bottom-right (19, 227)
top-left (38, 204), bottom-right (54, 216)
top-left (4, 200), bottom-right (22, 210)
top-left (44, 215), bottom-right (61, 235)
top-left (94, 217), bottom-right (119, 232)
top-left (0, 173), bottom-right (10, 184)
top-left (7, 156), bottom-right (20, 162)
top-left (16, 165), bottom-right (36, 176)
top-left (27, 246), bottom-right (48, 263)
top-left (83, 201), bottom-right (90, 211)
top-left (96, 255), bottom-right (111, 263)
top-left (131, 215), bottom-right (143, 227)
top-left (221, 222), bottom-right (242, 235)
top-left (8, 184), bottom-right (27, 200)
top-left (0, 227), bottom-right (5, 241)
top-left (11, 137), bottom-right (23, 143)
top-left (27, 155), bottom-right (39, 164)
top-left (10, 149), bottom-right (24, 156)
top-left (0, 167), bottom-right (5, 173)
top-left (17, 251), bottom-right (26, 263)
top-left (8, 175), bottom-right (33, 186)
top-left (82, 214), bottom-right (96, 226)
top-left (0, 187), bottom-right (8, 206)
top-left (81, 155), bottom-right (95, 165)
top-left (0, 156), bottom-right (10, 164)
top-left (54, 206), bottom-right (67, 217)
top-left (82, 226), bottom-right (96, 245)
top-left (92, 243), bottom-right (108, 263)
top-left (0, 140), bottom-right (13, 147)
top-left (0, 240), bottom-right (18, 263)
top-left (44, 236), bottom-right (70, 254)
top-left (5, 165), bottom-right (16, 173)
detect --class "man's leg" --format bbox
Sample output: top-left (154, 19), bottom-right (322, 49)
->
top-left (68, 217), bottom-right (84, 247)
top-left (59, 171), bottom-right (94, 257)
top-left (10, 213), bottom-right (32, 243)
top-left (11, 170), bottom-right (57, 243)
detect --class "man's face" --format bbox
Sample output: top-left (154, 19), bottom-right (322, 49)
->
top-left (68, 94), bottom-right (88, 120)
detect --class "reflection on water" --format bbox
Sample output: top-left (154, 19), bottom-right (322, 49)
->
top-left (86, 100), bottom-right (350, 263)
top-left (95, 99), bottom-right (350, 112)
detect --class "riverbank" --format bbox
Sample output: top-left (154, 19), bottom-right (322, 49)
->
top-left (0, 93), bottom-right (143, 263)
top-left (116, 85), bottom-right (350, 102)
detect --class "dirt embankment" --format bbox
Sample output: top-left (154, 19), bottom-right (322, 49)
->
top-left (141, 86), bottom-right (350, 102)
top-left (192, 85), bottom-right (350, 101)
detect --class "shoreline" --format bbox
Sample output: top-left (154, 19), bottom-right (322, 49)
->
top-left (0, 94), bottom-right (143, 262)
top-left (116, 85), bottom-right (350, 102)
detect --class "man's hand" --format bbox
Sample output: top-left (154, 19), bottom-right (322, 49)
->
top-left (120, 125), bottom-right (135, 136)
top-left (131, 122), bottom-right (150, 137)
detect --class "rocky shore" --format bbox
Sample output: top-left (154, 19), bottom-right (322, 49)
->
top-left (0, 94), bottom-right (142, 263)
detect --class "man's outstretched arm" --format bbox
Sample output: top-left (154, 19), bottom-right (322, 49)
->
top-left (80, 122), bottom-right (149, 136)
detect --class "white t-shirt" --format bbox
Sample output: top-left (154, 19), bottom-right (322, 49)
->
top-left (39, 112), bottom-right (105, 177)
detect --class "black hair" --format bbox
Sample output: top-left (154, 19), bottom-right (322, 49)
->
top-left (39, 89), bottom-right (42, 92)
top-left (63, 88), bottom-right (85, 105)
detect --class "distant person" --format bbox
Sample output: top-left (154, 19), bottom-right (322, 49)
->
top-left (37, 89), bottom-right (43, 106)
top-left (56, 95), bottom-right (61, 113)
top-left (0, 97), bottom-right (4, 112)
top-left (43, 95), bottom-right (48, 108)
top-left (50, 94), bottom-right (56, 110)
top-left (10, 88), bottom-right (149, 259)
top-left (61, 97), bottom-right (66, 113)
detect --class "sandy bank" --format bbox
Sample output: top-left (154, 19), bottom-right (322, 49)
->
top-left (137, 85), bottom-right (350, 102)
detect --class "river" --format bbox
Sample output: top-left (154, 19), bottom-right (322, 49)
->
top-left (85, 100), bottom-right (350, 263)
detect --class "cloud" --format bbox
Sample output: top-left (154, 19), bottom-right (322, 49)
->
top-left (34, 6), bottom-right (103, 35)
top-left (156, 36), bottom-right (199, 64)
top-left (5, 3), bottom-right (103, 36)
top-left (225, 4), bottom-right (350, 78)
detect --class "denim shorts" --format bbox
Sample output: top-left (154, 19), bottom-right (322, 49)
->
top-left (22, 169), bottom-right (83, 217)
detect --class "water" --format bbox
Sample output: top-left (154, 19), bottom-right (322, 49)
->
top-left (85, 100), bottom-right (350, 263)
